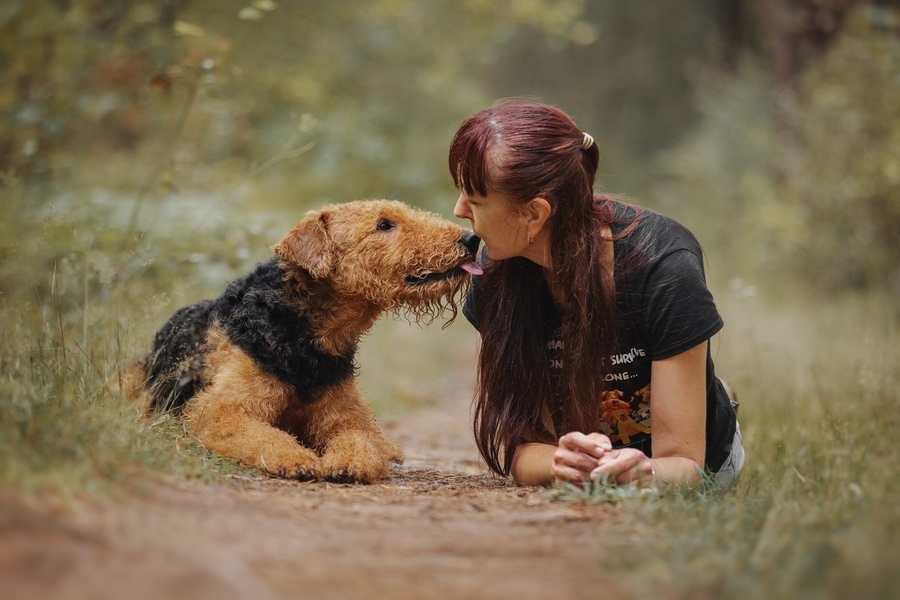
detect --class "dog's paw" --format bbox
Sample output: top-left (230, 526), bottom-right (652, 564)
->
top-left (323, 468), bottom-right (362, 484)
top-left (261, 455), bottom-right (323, 481)
top-left (322, 459), bottom-right (389, 484)
top-left (320, 430), bottom-right (401, 483)
top-left (266, 466), bottom-right (319, 481)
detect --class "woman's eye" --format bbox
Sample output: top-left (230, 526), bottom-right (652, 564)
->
top-left (376, 219), bottom-right (396, 231)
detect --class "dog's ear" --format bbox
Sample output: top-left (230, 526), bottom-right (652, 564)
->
top-left (274, 210), bottom-right (333, 278)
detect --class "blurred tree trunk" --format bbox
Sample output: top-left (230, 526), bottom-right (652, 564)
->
top-left (716, 0), bottom-right (747, 70)
top-left (765, 0), bottom-right (795, 91)
top-left (761, 0), bottom-right (862, 179)
top-left (764, 0), bottom-right (797, 165)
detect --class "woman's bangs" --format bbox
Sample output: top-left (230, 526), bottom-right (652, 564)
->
top-left (449, 120), bottom-right (493, 197)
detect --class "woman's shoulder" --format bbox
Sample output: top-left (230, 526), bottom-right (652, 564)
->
top-left (607, 199), bottom-right (704, 260)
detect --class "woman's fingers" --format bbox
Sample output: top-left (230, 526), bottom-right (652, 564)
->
top-left (552, 432), bottom-right (612, 485)
top-left (554, 447), bottom-right (600, 473)
top-left (585, 432), bottom-right (613, 453)
top-left (590, 449), bottom-right (653, 485)
top-left (553, 463), bottom-right (591, 485)
top-left (553, 434), bottom-right (655, 487)
top-left (558, 431), bottom-right (612, 458)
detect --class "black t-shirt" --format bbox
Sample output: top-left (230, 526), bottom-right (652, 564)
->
top-left (463, 201), bottom-right (737, 472)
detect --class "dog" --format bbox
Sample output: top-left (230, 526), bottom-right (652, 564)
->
top-left (121, 200), bottom-right (481, 483)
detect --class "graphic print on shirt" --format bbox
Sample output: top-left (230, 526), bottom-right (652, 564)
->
top-left (598, 388), bottom-right (651, 445)
top-left (547, 337), bottom-right (653, 448)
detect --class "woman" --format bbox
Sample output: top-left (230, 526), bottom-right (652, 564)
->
top-left (450, 99), bottom-right (743, 489)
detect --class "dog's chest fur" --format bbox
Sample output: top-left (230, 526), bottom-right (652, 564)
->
top-left (148, 259), bottom-right (356, 411)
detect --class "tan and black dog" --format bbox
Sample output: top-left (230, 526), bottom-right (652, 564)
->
top-left (122, 200), bottom-right (481, 483)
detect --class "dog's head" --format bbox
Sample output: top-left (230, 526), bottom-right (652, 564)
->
top-left (275, 200), bottom-right (481, 322)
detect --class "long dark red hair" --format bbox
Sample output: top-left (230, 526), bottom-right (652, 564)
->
top-left (449, 99), bottom-right (638, 476)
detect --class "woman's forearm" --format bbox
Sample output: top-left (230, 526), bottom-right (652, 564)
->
top-left (648, 456), bottom-right (704, 486)
top-left (513, 442), bottom-right (704, 488)
top-left (510, 442), bottom-right (557, 486)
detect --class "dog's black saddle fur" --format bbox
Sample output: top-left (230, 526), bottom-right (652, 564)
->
top-left (146, 259), bottom-right (356, 412)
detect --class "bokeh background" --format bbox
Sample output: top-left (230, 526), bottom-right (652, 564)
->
top-left (2, 2), bottom-right (900, 597)
top-left (3, 0), bottom-right (899, 294)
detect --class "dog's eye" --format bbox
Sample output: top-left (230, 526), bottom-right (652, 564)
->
top-left (376, 219), bottom-right (396, 232)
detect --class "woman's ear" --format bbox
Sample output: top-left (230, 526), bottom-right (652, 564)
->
top-left (524, 197), bottom-right (552, 240)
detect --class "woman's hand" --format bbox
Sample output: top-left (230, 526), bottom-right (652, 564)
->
top-left (552, 432), bottom-right (613, 485)
top-left (590, 447), bottom-right (655, 486)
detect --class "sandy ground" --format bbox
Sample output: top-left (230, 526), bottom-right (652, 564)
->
top-left (0, 387), bottom-right (643, 600)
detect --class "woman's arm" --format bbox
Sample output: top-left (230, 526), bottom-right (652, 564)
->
top-left (644, 339), bottom-right (708, 484)
top-left (592, 340), bottom-right (708, 486)
top-left (511, 432), bottom-right (613, 487)
top-left (510, 443), bottom-right (557, 486)
top-left (511, 340), bottom-right (711, 488)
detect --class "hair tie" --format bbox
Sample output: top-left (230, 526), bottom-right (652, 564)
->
top-left (581, 132), bottom-right (594, 150)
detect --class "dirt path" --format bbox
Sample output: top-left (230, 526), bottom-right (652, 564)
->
top-left (0, 387), bottom-right (639, 600)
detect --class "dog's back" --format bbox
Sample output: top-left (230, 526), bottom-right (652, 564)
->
top-left (206, 259), bottom-right (356, 402)
top-left (141, 259), bottom-right (359, 414)
top-left (143, 299), bottom-right (216, 412)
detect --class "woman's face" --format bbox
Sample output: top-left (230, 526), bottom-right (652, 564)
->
top-left (454, 190), bottom-right (530, 261)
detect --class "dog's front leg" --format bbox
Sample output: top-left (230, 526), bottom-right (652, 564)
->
top-left (183, 346), bottom-right (322, 480)
top-left (304, 379), bottom-right (404, 484)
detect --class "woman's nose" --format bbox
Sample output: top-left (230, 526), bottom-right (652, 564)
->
top-left (454, 194), bottom-right (470, 220)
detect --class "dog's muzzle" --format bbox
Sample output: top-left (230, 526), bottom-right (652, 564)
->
top-left (460, 230), bottom-right (481, 254)
top-left (404, 231), bottom-right (483, 285)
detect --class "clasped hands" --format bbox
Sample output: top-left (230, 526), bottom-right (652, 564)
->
top-left (552, 431), bottom-right (656, 487)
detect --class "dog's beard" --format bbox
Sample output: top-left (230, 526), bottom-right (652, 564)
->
top-left (390, 276), bottom-right (470, 328)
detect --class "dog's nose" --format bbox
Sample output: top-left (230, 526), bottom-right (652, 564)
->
top-left (459, 231), bottom-right (481, 254)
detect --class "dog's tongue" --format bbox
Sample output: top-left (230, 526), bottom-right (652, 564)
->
top-left (461, 262), bottom-right (483, 275)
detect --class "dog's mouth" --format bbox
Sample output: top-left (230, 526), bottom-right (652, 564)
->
top-left (404, 261), bottom-right (483, 286)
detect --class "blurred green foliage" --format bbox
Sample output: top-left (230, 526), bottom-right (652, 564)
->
top-left (786, 9), bottom-right (900, 292)
top-left (0, 0), bottom-right (188, 173)
top-left (1, 0), bottom-right (898, 296)
top-left (656, 4), bottom-right (900, 297)
top-left (1, 1), bottom-right (721, 202)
